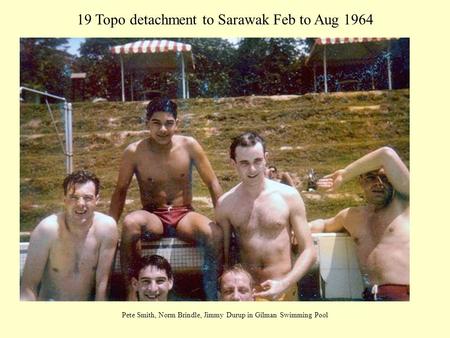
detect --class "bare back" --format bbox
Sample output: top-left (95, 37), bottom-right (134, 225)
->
top-left (132, 135), bottom-right (193, 208)
top-left (220, 180), bottom-right (294, 283)
top-left (343, 195), bottom-right (409, 285)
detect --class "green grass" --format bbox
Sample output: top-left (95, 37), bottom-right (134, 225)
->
top-left (20, 89), bottom-right (409, 232)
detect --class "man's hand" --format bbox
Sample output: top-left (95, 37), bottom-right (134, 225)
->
top-left (253, 279), bottom-right (289, 300)
top-left (317, 169), bottom-right (345, 192)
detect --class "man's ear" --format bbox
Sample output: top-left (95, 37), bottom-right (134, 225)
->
top-left (264, 151), bottom-right (269, 162)
top-left (131, 277), bottom-right (139, 290)
top-left (168, 278), bottom-right (174, 291)
top-left (230, 159), bottom-right (237, 169)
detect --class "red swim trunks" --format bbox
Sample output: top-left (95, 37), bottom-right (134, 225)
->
top-left (363, 284), bottom-right (410, 301)
top-left (143, 205), bottom-right (194, 237)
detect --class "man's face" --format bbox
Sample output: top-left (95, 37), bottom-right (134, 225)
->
top-left (359, 169), bottom-right (394, 207)
top-left (133, 265), bottom-right (173, 301)
top-left (232, 143), bottom-right (267, 185)
top-left (220, 271), bottom-right (254, 301)
top-left (64, 181), bottom-right (98, 225)
top-left (147, 112), bottom-right (178, 145)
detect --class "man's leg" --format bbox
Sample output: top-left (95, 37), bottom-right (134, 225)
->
top-left (120, 210), bottom-right (164, 300)
top-left (177, 212), bottom-right (224, 301)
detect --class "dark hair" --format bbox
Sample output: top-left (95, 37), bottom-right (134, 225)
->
top-left (135, 255), bottom-right (173, 280)
top-left (146, 97), bottom-right (177, 121)
top-left (63, 170), bottom-right (100, 196)
top-left (229, 132), bottom-right (266, 160)
top-left (268, 165), bottom-right (277, 172)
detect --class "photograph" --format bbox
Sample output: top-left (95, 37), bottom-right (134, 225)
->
top-left (20, 37), bottom-right (410, 302)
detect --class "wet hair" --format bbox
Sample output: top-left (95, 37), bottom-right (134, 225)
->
top-left (135, 255), bottom-right (173, 280)
top-left (63, 170), bottom-right (100, 196)
top-left (146, 97), bottom-right (177, 121)
top-left (268, 165), bottom-right (277, 172)
top-left (219, 264), bottom-right (254, 290)
top-left (229, 132), bottom-right (266, 160)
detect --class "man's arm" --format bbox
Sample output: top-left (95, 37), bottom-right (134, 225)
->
top-left (309, 208), bottom-right (348, 233)
top-left (95, 217), bottom-right (119, 301)
top-left (318, 147), bottom-right (410, 196)
top-left (215, 198), bottom-right (231, 267)
top-left (255, 190), bottom-right (317, 299)
top-left (109, 145), bottom-right (135, 222)
top-left (188, 137), bottom-right (223, 206)
top-left (20, 218), bottom-right (55, 301)
top-left (280, 172), bottom-right (295, 187)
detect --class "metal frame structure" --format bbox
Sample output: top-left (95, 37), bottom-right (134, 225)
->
top-left (20, 86), bottom-right (73, 174)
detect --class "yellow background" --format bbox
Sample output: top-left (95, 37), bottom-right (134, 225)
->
top-left (4, 0), bottom-right (449, 337)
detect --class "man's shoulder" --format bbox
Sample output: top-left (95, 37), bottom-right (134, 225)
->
top-left (93, 212), bottom-right (117, 228)
top-left (93, 212), bottom-right (118, 238)
top-left (31, 213), bottom-right (60, 240)
top-left (217, 184), bottom-right (241, 209)
top-left (267, 179), bottom-right (299, 198)
top-left (173, 135), bottom-right (198, 148)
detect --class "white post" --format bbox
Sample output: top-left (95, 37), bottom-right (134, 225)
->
top-left (65, 102), bottom-right (73, 174)
top-left (387, 42), bottom-right (393, 90)
top-left (323, 45), bottom-right (328, 93)
top-left (181, 53), bottom-right (186, 99)
top-left (120, 54), bottom-right (125, 102)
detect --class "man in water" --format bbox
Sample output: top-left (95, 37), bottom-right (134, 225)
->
top-left (109, 97), bottom-right (223, 300)
top-left (216, 132), bottom-right (316, 300)
top-left (21, 170), bottom-right (118, 301)
top-left (131, 255), bottom-right (173, 301)
top-left (219, 264), bottom-right (254, 301)
top-left (309, 147), bottom-right (409, 301)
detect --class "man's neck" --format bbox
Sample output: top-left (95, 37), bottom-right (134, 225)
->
top-left (241, 178), bottom-right (267, 199)
top-left (64, 213), bottom-right (94, 236)
top-left (148, 138), bottom-right (173, 153)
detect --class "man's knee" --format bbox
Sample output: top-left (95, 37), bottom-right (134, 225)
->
top-left (122, 214), bottom-right (143, 241)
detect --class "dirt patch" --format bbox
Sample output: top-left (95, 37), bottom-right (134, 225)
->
top-left (193, 196), bottom-right (213, 208)
top-left (348, 105), bottom-right (381, 112)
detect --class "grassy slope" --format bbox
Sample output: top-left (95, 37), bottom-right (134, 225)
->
top-left (20, 89), bottom-right (409, 232)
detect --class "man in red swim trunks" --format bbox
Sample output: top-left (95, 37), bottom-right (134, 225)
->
top-left (109, 97), bottom-right (223, 300)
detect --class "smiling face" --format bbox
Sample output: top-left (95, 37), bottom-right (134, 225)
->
top-left (359, 169), bottom-right (394, 208)
top-left (64, 181), bottom-right (98, 226)
top-left (232, 143), bottom-right (267, 186)
top-left (132, 265), bottom-right (173, 301)
top-left (220, 271), bottom-right (254, 301)
top-left (147, 111), bottom-right (178, 145)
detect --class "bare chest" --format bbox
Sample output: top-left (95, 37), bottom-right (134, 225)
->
top-left (349, 204), bottom-right (410, 251)
top-left (48, 233), bottom-right (100, 277)
top-left (230, 194), bottom-right (290, 239)
top-left (135, 148), bottom-right (192, 184)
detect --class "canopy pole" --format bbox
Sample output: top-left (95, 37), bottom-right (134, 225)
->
top-left (387, 41), bottom-right (392, 90)
top-left (130, 72), bottom-right (134, 101)
top-left (120, 54), bottom-right (125, 102)
top-left (181, 53), bottom-right (186, 99)
top-left (323, 45), bottom-right (328, 93)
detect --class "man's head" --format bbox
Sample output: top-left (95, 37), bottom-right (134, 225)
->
top-left (63, 170), bottom-right (100, 224)
top-left (230, 132), bottom-right (268, 185)
top-left (359, 168), bottom-right (394, 208)
top-left (219, 264), bottom-right (254, 301)
top-left (132, 255), bottom-right (173, 301)
top-left (266, 165), bottom-right (278, 179)
top-left (146, 98), bottom-right (178, 145)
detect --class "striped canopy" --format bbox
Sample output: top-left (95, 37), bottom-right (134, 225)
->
top-left (314, 37), bottom-right (393, 45)
top-left (110, 39), bottom-right (192, 54)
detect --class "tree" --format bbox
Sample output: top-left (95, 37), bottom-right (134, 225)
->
top-left (20, 38), bottom-right (71, 99)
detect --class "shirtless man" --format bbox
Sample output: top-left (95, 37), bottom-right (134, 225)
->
top-left (21, 170), bottom-right (118, 301)
top-left (219, 264), bottom-right (254, 301)
top-left (215, 132), bottom-right (316, 301)
top-left (109, 97), bottom-right (223, 300)
top-left (309, 147), bottom-right (409, 301)
top-left (265, 165), bottom-right (295, 187)
top-left (131, 255), bottom-right (173, 301)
